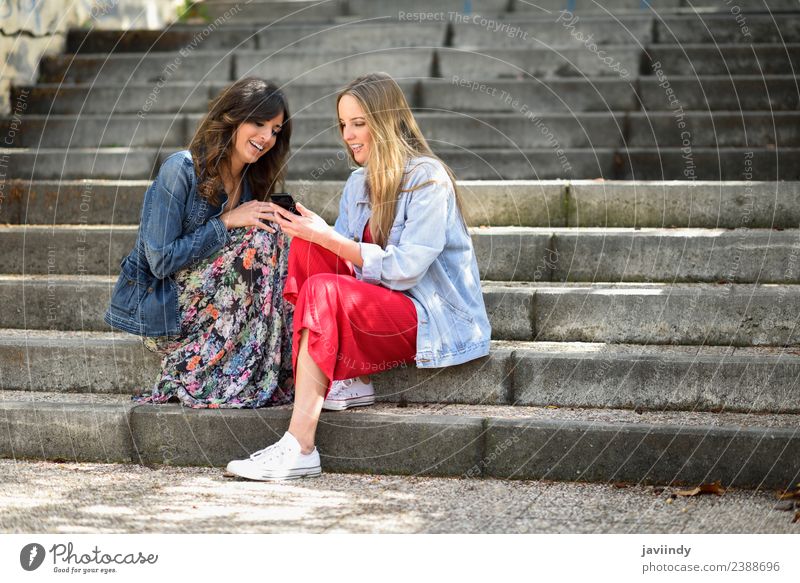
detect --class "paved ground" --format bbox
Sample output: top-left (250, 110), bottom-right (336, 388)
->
top-left (0, 460), bottom-right (796, 533)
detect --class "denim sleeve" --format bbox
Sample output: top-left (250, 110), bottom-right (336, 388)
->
top-left (140, 155), bottom-right (229, 279)
top-left (359, 169), bottom-right (448, 291)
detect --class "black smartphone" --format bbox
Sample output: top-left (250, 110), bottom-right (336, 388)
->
top-left (271, 193), bottom-right (300, 215)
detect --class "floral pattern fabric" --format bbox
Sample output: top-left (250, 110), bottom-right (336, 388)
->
top-left (137, 227), bottom-right (294, 408)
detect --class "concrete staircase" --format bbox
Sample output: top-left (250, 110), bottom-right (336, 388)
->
top-left (1, 0), bottom-right (799, 489)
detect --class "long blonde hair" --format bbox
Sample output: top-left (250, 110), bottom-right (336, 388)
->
top-left (336, 72), bottom-right (464, 248)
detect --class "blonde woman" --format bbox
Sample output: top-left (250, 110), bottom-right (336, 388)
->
top-left (225, 72), bottom-right (491, 480)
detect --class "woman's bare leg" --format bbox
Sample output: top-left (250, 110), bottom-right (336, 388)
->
top-left (287, 328), bottom-right (328, 454)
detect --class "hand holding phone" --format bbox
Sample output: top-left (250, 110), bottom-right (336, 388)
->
top-left (271, 193), bottom-right (301, 215)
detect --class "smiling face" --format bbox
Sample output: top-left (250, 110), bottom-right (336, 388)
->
top-left (338, 93), bottom-right (371, 165)
top-left (230, 112), bottom-right (285, 171)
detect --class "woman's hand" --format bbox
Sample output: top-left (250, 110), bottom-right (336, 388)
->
top-left (268, 202), bottom-right (333, 244)
top-left (219, 200), bottom-right (276, 232)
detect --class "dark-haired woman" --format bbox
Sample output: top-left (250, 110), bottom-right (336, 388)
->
top-left (104, 77), bottom-right (295, 408)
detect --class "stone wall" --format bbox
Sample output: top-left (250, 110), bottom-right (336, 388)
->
top-left (0, 0), bottom-right (183, 113)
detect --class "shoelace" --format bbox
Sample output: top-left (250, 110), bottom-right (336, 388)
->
top-left (249, 441), bottom-right (286, 461)
top-left (329, 378), bottom-right (355, 395)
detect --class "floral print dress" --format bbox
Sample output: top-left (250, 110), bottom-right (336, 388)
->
top-left (137, 226), bottom-right (294, 408)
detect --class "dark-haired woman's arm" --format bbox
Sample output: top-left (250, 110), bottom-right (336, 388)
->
top-left (140, 156), bottom-right (230, 279)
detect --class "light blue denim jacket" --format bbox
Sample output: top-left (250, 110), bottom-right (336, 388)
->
top-left (104, 150), bottom-right (248, 336)
top-left (334, 156), bottom-right (491, 368)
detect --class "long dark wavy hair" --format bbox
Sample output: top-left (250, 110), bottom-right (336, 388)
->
top-left (189, 77), bottom-right (292, 205)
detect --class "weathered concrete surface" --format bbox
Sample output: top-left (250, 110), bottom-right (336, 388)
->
top-left (3, 397), bottom-right (799, 488)
top-left (4, 335), bottom-right (800, 413)
top-left (9, 180), bottom-right (798, 229)
top-left (6, 459), bottom-right (795, 533)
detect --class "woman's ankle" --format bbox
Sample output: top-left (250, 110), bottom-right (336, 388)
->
top-left (358, 375), bottom-right (370, 384)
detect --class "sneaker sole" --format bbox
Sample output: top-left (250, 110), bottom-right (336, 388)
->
top-left (225, 466), bottom-right (322, 482)
top-left (321, 395), bottom-right (376, 411)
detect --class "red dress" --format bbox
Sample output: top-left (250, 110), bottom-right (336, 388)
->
top-left (283, 222), bottom-right (418, 395)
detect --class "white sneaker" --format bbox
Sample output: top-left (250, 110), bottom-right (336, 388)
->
top-left (225, 431), bottom-right (321, 481)
top-left (322, 377), bottom-right (376, 411)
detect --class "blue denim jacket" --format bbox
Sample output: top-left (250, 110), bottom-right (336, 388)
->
top-left (104, 150), bottom-right (249, 336)
top-left (335, 157), bottom-right (491, 368)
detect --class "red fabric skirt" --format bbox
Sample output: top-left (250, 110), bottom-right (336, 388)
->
top-left (283, 224), bottom-right (418, 394)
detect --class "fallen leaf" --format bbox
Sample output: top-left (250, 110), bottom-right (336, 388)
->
top-left (794, 510), bottom-right (800, 524)
top-left (777, 485), bottom-right (800, 500)
top-left (613, 482), bottom-right (630, 489)
top-left (675, 480), bottom-right (726, 497)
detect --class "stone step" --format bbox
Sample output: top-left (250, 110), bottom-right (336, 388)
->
top-left (2, 112), bottom-right (644, 149)
top-left (6, 111), bottom-right (797, 149)
top-left (3, 146), bottom-right (797, 180)
top-left (345, 0), bottom-right (509, 18)
top-left (5, 225), bottom-right (799, 286)
top-left (633, 75), bottom-right (800, 112)
top-left (451, 15), bottom-right (654, 48)
top-left (3, 331), bottom-right (799, 413)
top-left (15, 76), bottom-right (798, 117)
top-left (3, 276), bottom-right (799, 346)
top-left (197, 0), bottom-right (343, 23)
top-left (66, 22), bottom-right (448, 54)
top-left (2, 394), bottom-right (797, 487)
top-left (8, 180), bottom-right (797, 229)
top-left (13, 81), bottom-right (417, 116)
top-left (646, 43), bottom-right (800, 75)
top-left (655, 14), bottom-right (800, 44)
top-left (39, 49), bottom-right (435, 85)
top-left (509, 0), bottom-right (798, 14)
top-left (626, 111), bottom-right (800, 148)
top-left (438, 46), bottom-right (641, 78)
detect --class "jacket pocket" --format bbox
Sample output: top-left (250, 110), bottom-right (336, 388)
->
top-left (433, 291), bottom-right (475, 354)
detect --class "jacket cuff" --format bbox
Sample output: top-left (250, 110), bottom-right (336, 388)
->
top-left (211, 217), bottom-right (230, 246)
top-left (359, 242), bottom-right (384, 285)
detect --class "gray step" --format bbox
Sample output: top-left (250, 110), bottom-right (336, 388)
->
top-left (13, 81), bottom-right (417, 116)
top-left (345, 0), bottom-right (509, 18)
top-left (4, 145), bottom-right (798, 181)
top-left (510, 0), bottom-right (800, 13)
top-left (636, 75), bottom-right (800, 112)
top-left (645, 44), bottom-right (800, 75)
top-left (510, 0), bottom-right (684, 13)
top-left (4, 331), bottom-right (799, 413)
top-left (1, 113), bottom-right (630, 149)
top-left (6, 225), bottom-right (800, 286)
top-left (16, 76), bottom-right (798, 118)
top-left (627, 111), bottom-right (800, 148)
top-left (618, 147), bottom-right (800, 180)
top-left (451, 15), bottom-right (654, 48)
top-left (2, 394), bottom-right (798, 487)
top-left (438, 46), bottom-right (641, 78)
top-left (39, 49), bottom-right (435, 85)
top-left (7, 111), bottom-right (797, 149)
top-left (234, 48), bottom-right (435, 82)
top-left (10, 180), bottom-right (798, 229)
top-left (4, 275), bottom-right (800, 346)
top-left (0, 147), bottom-right (618, 180)
top-left (197, 0), bottom-right (343, 23)
top-left (39, 52), bottom-right (236, 84)
top-left (655, 14), bottom-right (800, 43)
top-left (422, 77), bottom-right (640, 112)
top-left (67, 23), bottom-right (448, 53)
